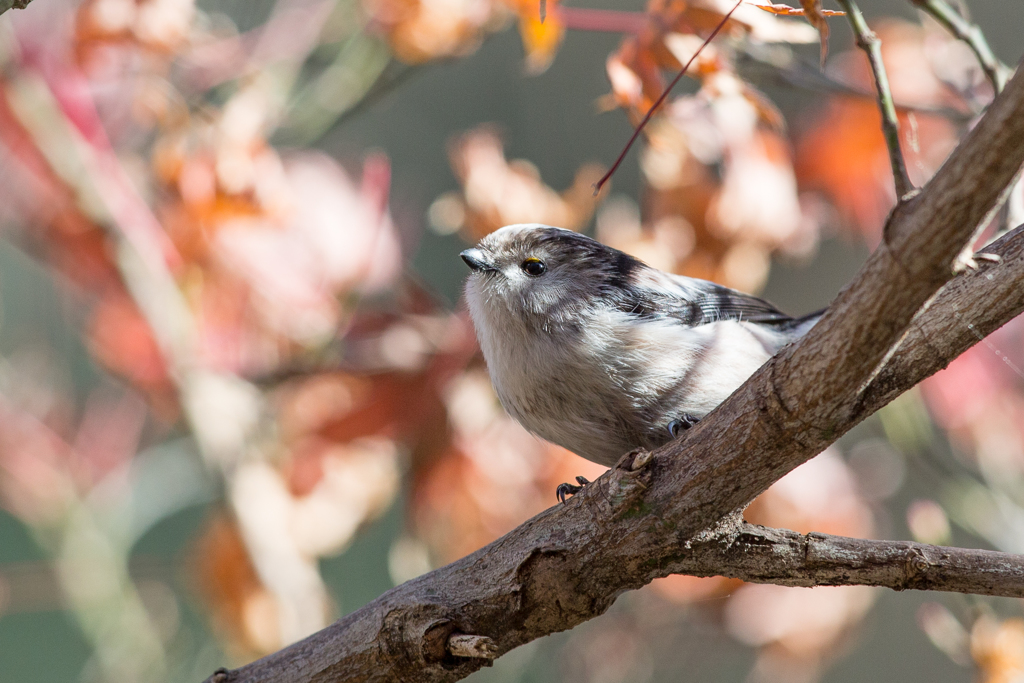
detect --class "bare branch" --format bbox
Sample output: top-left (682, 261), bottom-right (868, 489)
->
top-left (860, 224), bottom-right (1024, 415)
top-left (908, 0), bottom-right (1019, 235)
top-left (208, 63), bottom-right (1024, 683)
top-left (911, 0), bottom-right (1009, 94)
top-left (837, 0), bottom-right (915, 199)
top-left (737, 44), bottom-right (975, 122)
top-left (678, 517), bottom-right (1024, 597)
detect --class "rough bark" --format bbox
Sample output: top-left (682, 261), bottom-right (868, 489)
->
top-left (680, 517), bottom-right (1024, 597)
top-left (208, 62), bottom-right (1024, 683)
top-left (861, 224), bottom-right (1024, 414)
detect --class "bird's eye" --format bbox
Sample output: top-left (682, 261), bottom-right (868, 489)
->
top-left (521, 257), bottom-right (546, 276)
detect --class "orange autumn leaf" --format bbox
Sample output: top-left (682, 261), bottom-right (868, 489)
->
top-left (444, 127), bottom-right (603, 239)
top-left (192, 513), bottom-right (279, 657)
top-left (75, 0), bottom-right (196, 56)
top-left (753, 2), bottom-right (844, 16)
top-left (972, 617), bottom-right (1024, 683)
top-left (796, 21), bottom-right (964, 242)
top-left (754, 1), bottom-right (843, 66)
top-left (507, 0), bottom-right (565, 73)
top-left (800, 0), bottom-right (833, 67)
top-left (602, 0), bottom-right (820, 123)
top-left (604, 39), bottom-right (666, 116)
top-left (363, 0), bottom-right (495, 63)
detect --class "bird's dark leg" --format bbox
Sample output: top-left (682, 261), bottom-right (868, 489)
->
top-left (667, 413), bottom-right (701, 439)
top-left (556, 476), bottom-right (591, 504)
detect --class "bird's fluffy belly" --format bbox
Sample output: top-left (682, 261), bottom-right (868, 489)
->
top-left (480, 309), bottom-right (781, 466)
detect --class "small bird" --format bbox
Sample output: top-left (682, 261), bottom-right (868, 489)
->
top-left (460, 224), bottom-right (822, 501)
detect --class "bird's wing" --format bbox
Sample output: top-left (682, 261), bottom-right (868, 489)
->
top-left (689, 281), bottom-right (794, 325)
top-left (628, 270), bottom-right (794, 326)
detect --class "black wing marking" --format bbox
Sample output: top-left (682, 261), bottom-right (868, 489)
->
top-left (609, 280), bottom-right (701, 325)
top-left (690, 282), bottom-right (794, 325)
top-left (614, 269), bottom-right (796, 327)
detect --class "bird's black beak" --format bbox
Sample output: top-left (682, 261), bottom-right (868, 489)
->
top-left (460, 248), bottom-right (495, 273)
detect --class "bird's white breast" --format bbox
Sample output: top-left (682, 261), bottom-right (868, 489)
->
top-left (465, 277), bottom-right (795, 465)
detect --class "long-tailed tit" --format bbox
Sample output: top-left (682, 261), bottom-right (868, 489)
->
top-left (461, 224), bottom-right (822, 501)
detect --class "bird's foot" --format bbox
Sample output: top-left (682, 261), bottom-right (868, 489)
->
top-left (556, 476), bottom-right (591, 504)
top-left (667, 414), bottom-right (700, 439)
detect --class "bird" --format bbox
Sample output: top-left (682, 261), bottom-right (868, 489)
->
top-left (460, 223), bottom-right (822, 501)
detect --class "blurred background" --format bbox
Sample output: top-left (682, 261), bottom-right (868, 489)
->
top-left (0, 0), bottom-right (1022, 681)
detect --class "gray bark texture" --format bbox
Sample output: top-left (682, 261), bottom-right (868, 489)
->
top-left (679, 516), bottom-right (1024, 596)
top-left (207, 60), bottom-right (1024, 683)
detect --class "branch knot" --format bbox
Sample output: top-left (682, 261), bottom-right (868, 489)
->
top-left (203, 667), bottom-right (231, 683)
top-left (448, 634), bottom-right (499, 660)
top-left (905, 547), bottom-right (931, 580)
top-left (606, 450), bottom-right (654, 518)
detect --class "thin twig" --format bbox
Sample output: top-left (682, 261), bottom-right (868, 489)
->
top-left (593, 0), bottom-right (743, 195)
top-left (836, 0), bottom-right (915, 200)
top-left (911, 0), bottom-right (1008, 94)
top-left (736, 45), bottom-right (975, 122)
top-left (909, 0), bottom-right (1017, 236)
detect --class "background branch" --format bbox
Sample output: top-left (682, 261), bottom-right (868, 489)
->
top-left (737, 44), bottom-right (976, 121)
top-left (911, 0), bottom-right (1009, 93)
top-left (908, 0), bottom-right (1023, 237)
top-left (837, 0), bottom-right (915, 198)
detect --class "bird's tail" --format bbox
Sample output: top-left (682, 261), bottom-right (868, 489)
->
top-left (788, 308), bottom-right (826, 336)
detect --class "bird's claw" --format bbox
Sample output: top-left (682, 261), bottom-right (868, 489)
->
top-left (556, 476), bottom-right (591, 504)
top-left (667, 414), bottom-right (700, 439)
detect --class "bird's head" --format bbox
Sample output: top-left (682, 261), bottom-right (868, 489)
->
top-left (460, 224), bottom-right (643, 325)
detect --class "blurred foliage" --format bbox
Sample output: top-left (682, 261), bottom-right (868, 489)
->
top-left (0, 0), bottom-right (1022, 682)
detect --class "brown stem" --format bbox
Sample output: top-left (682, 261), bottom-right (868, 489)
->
top-left (911, 0), bottom-right (1008, 94)
top-left (593, 0), bottom-right (743, 195)
top-left (836, 0), bottom-right (915, 200)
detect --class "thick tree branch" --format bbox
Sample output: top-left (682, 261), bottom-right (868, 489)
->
top-left (677, 517), bottom-right (1024, 597)
top-left (209, 62), bottom-right (1024, 683)
top-left (907, 0), bottom-right (1021, 235)
top-left (861, 223), bottom-right (1024, 415)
